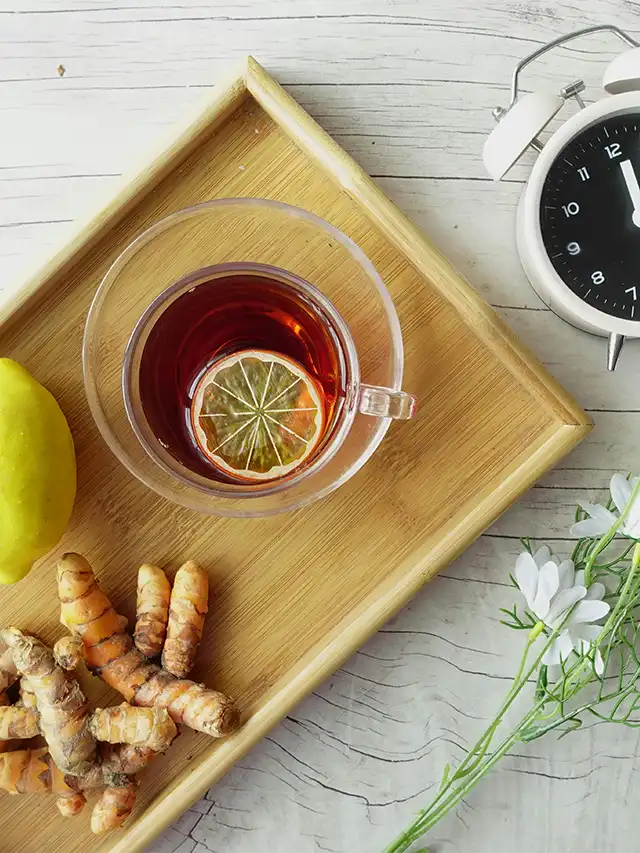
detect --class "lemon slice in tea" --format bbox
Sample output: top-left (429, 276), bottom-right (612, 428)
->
top-left (190, 350), bottom-right (325, 481)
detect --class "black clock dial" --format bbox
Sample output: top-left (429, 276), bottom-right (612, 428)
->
top-left (540, 112), bottom-right (640, 321)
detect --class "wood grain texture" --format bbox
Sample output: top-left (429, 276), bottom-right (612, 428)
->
top-left (1, 2), bottom-right (638, 853)
top-left (0, 54), bottom-right (587, 853)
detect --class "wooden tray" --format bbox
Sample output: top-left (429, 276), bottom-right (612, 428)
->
top-left (0, 58), bottom-right (590, 853)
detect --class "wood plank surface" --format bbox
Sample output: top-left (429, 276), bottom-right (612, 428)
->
top-left (0, 2), bottom-right (636, 853)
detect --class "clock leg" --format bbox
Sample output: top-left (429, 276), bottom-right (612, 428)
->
top-left (607, 332), bottom-right (625, 371)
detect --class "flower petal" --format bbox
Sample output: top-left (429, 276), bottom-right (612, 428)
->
top-left (585, 582), bottom-right (606, 602)
top-left (531, 594), bottom-right (551, 622)
top-left (545, 586), bottom-right (586, 628)
top-left (594, 649), bottom-right (605, 676)
top-left (541, 637), bottom-right (562, 667)
top-left (615, 476), bottom-right (640, 538)
top-left (542, 631), bottom-right (574, 666)
top-left (557, 560), bottom-right (575, 591)
top-left (574, 569), bottom-right (585, 586)
top-left (579, 501), bottom-right (618, 523)
top-left (571, 623), bottom-right (601, 643)
top-left (610, 473), bottom-right (632, 515)
top-left (545, 663), bottom-right (563, 683)
top-left (533, 546), bottom-right (553, 568)
top-left (570, 518), bottom-right (612, 538)
top-left (514, 552), bottom-right (538, 609)
top-left (538, 561), bottom-right (559, 598)
top-left (567, 599), bottom-right (610, 625)
top-left (622, 517), bottom-right (640, 540)
top-left (532, 561), bottom-right (559, 619)
top-left (574, 637), bottom-right (591, 655)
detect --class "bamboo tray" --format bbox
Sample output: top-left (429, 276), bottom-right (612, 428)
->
top-left (0, 58), bottom-right (590, 853)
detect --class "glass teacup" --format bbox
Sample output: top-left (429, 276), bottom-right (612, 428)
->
top-left (84, 199), bottom-right (416, 517)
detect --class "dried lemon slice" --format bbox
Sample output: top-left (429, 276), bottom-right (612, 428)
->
top-left (190, 350), bottom-right (325, 481)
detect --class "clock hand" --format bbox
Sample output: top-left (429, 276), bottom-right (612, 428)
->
top-left (620, 159), bottom-right (640, 227)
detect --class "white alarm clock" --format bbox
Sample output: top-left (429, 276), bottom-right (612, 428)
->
top-left (484, 24), bottom-right (640, 370)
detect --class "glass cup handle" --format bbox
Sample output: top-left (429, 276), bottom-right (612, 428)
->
top-left (358, 385), bottom-right (417, 420)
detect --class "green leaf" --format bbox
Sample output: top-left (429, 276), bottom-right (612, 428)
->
top-left (439, 763), bottom-right (451, 790)
top-left (535, 665), bottom-right (548, 701)
top-left (558, 718), bottom-right (582, 739)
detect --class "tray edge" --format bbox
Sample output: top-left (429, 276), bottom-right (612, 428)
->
top-left (107, 420), bottom-right (588, 853)
top-left (245, 57), bottom-right (591, 431)
top-left (0, 63), bottom-right (250, 334)
top-left (0, 61), bottom-right (593, 853)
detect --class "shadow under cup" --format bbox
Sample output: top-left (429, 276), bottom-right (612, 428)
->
top-left (83, 198), bottom-right (407, 517)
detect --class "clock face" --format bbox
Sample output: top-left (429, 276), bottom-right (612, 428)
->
top-left (540, 112), bottom-right (640, 321)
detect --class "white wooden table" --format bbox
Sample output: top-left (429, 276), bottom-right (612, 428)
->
top-left (2, 2), bottom-right (640, 851)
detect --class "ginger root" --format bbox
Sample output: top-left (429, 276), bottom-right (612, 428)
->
top-left (53, 635), bottom-right (86, 671)
top-left (0, 689), bottom-right (17, 754)
top-left (0, 551), bottom-right (239, 834)
top-left (0, 645), bottom-right (18, 693)
top-left (17, 679), bottom-right (37, 709)
top-left (89, 704), bottom-right (177, 752)
top-left (0, 628), bottom-right (96, 775)
top-left (0, 623), bottom-right (179, 835)
top-left (0, 743), bottom-right (155, 796)
top-left (57, 791), bottom-right (87, 817)
top-left (99, 742), bottom-right (157, 776)
top-left (162, 560), bottom-right (209, 678)
top-left (91, 781), bottom-right (137, 834)
top-left (0, 706), bottom-right (39, 740)
top-left (134, 564), bottom-right (171, 659)
top-left (0, 740), bottom-right (159, 829)
top-left (162, 560), bottom-right (208, 678)
top-left (0, 747), bottom-right (73, 795)
top-left (58, 553), bottom-right (239, 738)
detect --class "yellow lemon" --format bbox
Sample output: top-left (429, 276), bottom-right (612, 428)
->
top-left (0, 359), bottom-right (76, 583)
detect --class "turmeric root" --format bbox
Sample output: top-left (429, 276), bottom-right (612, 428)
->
top-left (89, 704), bottom-right (177, 752)
top-left (57, 791), bottom-right (87, 816)
top-left (0, 690), bottom-right (13, 753)
top-left (0, 622), bottom-right (170, 836)
top-left (54, 635), bottom-right (86, 671)
top-left (0, 744), bottom-right (157, 829)
top-left (0, 748), bottom-right (74, 795)
top-left (70, 742), bottom-right (158, 791)
top-left (91, 780), bottom-right (137, 834)
top-left (162, 561), bottom-right (208, 678)
top-left (0, 706), bottom-right (39, 740)
top-left (134, 564), bottom-right (170, 659)
top-left (17, 679), bottom-right (37, 709)
top-left (0, 696), bottom-right (175, 753)
top-left (99, 743), bottom-right (157, 776)
top-left (0, 644), bottom-right (18, 693)
top-left (58, 554), bottom-right (239, 738)
top-left (0, 628), bottom-right (96, 775)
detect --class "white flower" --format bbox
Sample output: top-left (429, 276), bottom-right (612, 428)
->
top-left (514, 546), bottom-right (610, 674)
top-left (570, 473), bottom-right (640, 540)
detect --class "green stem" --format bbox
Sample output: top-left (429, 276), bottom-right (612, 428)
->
top-left (380, 701), bottom-right (546, 853)
top-left (520, 542), bottom-right (640, 741)
top-left (584, 478), bottom-right (640, 585)
top-left (381, 492), bottom-right (640, 853)
top-left (380, 627), bottom-right (558, 853)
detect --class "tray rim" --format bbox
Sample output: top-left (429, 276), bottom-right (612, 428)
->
top-left (0, 58), bottom-right (592, 853)
top-left (0, 58), bottom-right (592, 433)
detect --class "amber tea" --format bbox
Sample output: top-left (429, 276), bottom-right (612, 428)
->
top-left (135, 268), bottom-right (348, 483)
